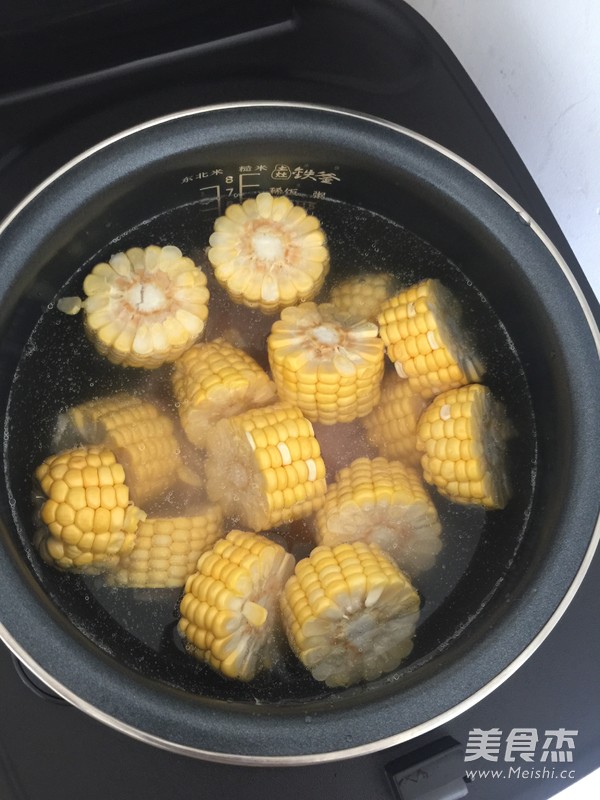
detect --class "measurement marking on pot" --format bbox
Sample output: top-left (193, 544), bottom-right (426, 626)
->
top-left (185, 164), bottom-right (343, 220)
top-left (197, 184), bottom-right (222, 215)
top-left (238, 172), bottom-right (261, 201)
top-left (194, 173), bottom-right (268, 215)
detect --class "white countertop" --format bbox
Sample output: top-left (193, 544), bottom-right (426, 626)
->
top-left (404, 0), bottom-right (600, 302)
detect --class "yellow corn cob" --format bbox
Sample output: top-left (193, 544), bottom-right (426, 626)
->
top-left (205, 402), bottom-right (327, 532)
top-left (178, 529), bottom-right (295, 681)
top-left (34, 446), bottom-right (145, 573)
top-left (314, 457), bottom-right (442, 574)
top-left (207, 192), bottom-right (329, 314)
top-left (57, 245), bottom-right (210, 368)
top-left (171, 338), bottom-right (277, 448)
top-left (329, 272), bottom-right (395, 321)
top-left (267, 302), bottom-right (385, 425)
top-left (280, 541), bottom-right (420, 687)
top-left (64, 392), bottom-right (138, 442)
top-left (64, 393), bottom-right (202, 507)
top-left (108, 504), bottom-right (224, 588)
top-left (377, 278), bottom-right (483, 399)
top-left (362, 373), bottom-right (428, 466)
top-left (416, 383), bottom-right (512, 509)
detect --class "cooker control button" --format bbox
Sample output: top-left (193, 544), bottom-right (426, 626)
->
top-left (385, 736), bottom-right (469, 800)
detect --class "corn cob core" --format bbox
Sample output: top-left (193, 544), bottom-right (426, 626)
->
top-left (172, 338), bottom-right (277, 448)
top-left (268, 302), bottom-right (385, 425)
top-left (207, 192), bottom-right (329, 314)
top-left (329, 272), bottom-right (395, 321)
top-left (377, 278), bottom-right (482, 400)
top-left (34, 446), bottom-right (145, 573)
top-left (72, 245), bottom-right (210, 368)
top-left (205, 402), bottom-right (327, 532)
top-left (280, 541), bottom-right (420, 687)
top-left (416, 383), bottom-right (512, 509)
top-left (108, 504), bottom-right (224, 588)
top-left (65, 393), bottom-right (200, 507)
top-left (314, 457), bottom-right (442, 574)
top-left (178, 530), bottom-right (295, 680)
top-left (362, 374), bottom-right (428, 466)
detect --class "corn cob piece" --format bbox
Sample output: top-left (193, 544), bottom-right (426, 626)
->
top-left (362, 373), bottom-right (428, 466)
top-left (108, 504), bottom-right (224, 588)
top-left (314, 457), bottom-right (442, 574)
top-left (267, 302), bottom-right (385, 425)
top-left (329, 272), bottom-right (395, 322)
top-left (205, 402), bottom-right (327, 532)
top-left (34, 446), bottom-right (145, 573)
top-left (63, 392), bottom-right (144, 443)
top-left (416, 383), bottom-right (512, 509)
top-left (172, 338), bottom-right (277, 448)
top-left (178, 529), bottom-right (295, 681)
top-left (207, 192), bottom-right (329, 314)
top-left (57, 245), bottom-right (210, 368)
top-left (377, 278), bottom-right (482, 400)
top-left (280, 541), bottom-right (420, 687)
top-left (63, 393), bottom-right (202, 507)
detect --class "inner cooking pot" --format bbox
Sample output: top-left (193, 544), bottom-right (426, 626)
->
top-left (0, 103), bottom-right (598, 764)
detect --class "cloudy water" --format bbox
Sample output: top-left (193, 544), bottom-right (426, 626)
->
top-left (3, 195), bottom-right (536, 704)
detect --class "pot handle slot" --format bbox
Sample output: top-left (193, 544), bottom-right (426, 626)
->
top-left (10, 654), bottom-right (69, 706)
top-left (385, 736), bottom-right (469, 800)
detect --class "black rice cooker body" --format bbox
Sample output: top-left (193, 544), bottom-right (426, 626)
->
top-left (0, 104), bottom-right (597, 763)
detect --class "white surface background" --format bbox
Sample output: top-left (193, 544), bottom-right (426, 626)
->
top-left (403, 4), bottom-right (600, 797)
top-left (403, 0), bottom-right (600, 302)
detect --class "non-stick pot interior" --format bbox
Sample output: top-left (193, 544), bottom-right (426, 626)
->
top-left (0, 105), bottom-right (597, 758)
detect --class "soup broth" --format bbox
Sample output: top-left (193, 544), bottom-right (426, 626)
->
top-left (4, 195), bottom-right (536, 705)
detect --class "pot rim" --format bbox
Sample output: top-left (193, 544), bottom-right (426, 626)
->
top-left (0, 100), bottom-right (598, 766)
